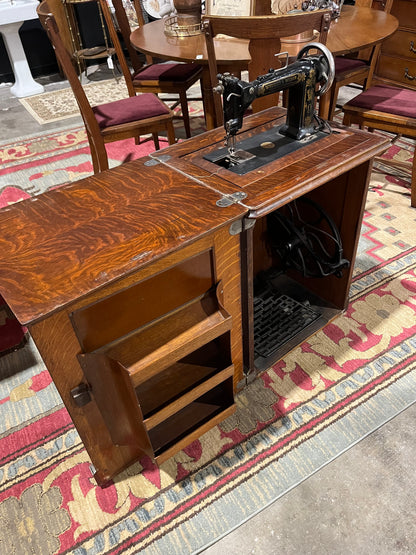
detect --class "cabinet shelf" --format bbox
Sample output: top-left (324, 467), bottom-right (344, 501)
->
top-left (137, 338), bottom-right (232, 419)
top-left (143, 364), bottom-right (234, 430)
top-left (149, 375), bottom-right (235, 459)
top-left (95, 287), bottom-right (232, 387)
top-left (76, 279), bottom-right (235, 464)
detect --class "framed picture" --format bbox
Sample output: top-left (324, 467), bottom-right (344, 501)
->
top-left (205, 0), bottom-right (254, 16)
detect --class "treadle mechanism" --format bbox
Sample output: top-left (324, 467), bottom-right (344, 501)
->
top-left (253, 289), bottom-right (320, 358)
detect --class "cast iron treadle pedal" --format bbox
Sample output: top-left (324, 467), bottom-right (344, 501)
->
top-left (253, 291), bottom-right (320, 358)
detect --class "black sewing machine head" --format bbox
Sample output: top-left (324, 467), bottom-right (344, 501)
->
top-left (204, 42), bottom-right (335, 175)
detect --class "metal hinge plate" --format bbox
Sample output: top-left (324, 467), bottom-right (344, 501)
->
top-left (216, 191), bottom-right (247, 207)
top-left (229, 218), bottom-right (256, 235)
top-left (144, 154), bottom-right (172, 166)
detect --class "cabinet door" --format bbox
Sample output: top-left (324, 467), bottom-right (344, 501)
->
top-left (30, 227), bottom-right (243, 486)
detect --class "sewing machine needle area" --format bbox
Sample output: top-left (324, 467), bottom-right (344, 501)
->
top-left (203, 124), bottom-right (328, 175)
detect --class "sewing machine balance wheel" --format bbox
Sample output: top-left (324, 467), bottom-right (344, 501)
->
top-left (296, 42), bottom-right (335, 96)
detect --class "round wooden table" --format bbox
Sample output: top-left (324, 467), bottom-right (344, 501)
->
top-left (130, 6), bottom-right (398, 129)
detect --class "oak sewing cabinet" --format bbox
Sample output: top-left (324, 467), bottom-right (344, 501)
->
top-left (0, 107), bottom-right (388, 485)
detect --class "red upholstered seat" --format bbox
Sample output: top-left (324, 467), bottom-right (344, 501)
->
top-left (342, 85), bottom-right (416, 208)
top-left (93, 93), bottom-right (170, 128)
top-left (134, 63), bottom-right (202, 83)
top-left (326, 46), bottom-right (381, 121)
top-left (334, 57), bottom-right (368, 73)
top-left (109, 0), bottom-right (203, 139)
top-left (344, 84), bottom-right (416, 118)
top-left (0, 295), bottom-right (27, 356)
top-left (37, 0), bottom-right (175, 174)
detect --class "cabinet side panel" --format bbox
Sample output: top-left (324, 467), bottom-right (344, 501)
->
top-left (213, 228), bottom-right (244, 388)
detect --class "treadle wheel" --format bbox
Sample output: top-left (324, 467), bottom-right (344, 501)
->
top-left (267, 197), bottom-right (350, 279)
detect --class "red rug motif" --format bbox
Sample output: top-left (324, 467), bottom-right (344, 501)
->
top-left (0, 126), bottom-right (415, 554)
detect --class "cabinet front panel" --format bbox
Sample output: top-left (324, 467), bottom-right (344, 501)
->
top-left (71, 250), bottom-right (215, 352)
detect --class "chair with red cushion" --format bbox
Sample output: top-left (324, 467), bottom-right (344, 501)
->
top-left (37, 0), bottom-right (175, 174)
top-left (342, 84), bottom-right (416, 207)
top-left (109, 0), bottom-right (203, 138)
top-left (325, 0), bottom-right (393, 121)
top-left (326, 46), bottom-right (381, 122)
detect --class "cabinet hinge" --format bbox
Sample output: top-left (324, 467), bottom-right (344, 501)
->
top-left (229, 218), bottom-right (256, 235)
top-left (144, 154), bottom-right (172, 166)
top-left (216, 191), bottom-right (247, 207)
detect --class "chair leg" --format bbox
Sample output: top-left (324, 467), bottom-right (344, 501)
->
top-left (152, 133), bottom-right (160, 150)
top-left (179, 90), bottom-right (191, 138)
top-left (88, 134), bottom-right (109, 173)
top-left (328, 82), bottom-right (340, 121)
top-left (342, 112), bottom-right (351, 126)
top-left (166, 119), bottom-right (176, 145)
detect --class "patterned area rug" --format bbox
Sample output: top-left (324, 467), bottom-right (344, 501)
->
top-left (19, 79), bottom-right (131, 124)
top-left (0, 126), bottom-right (415, 554)
top-left (19, 78), bottom-right (203, 125)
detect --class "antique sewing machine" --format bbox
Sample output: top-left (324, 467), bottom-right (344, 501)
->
top-left (204, 42), bottom-right (335, 175)
top-left (0, 47), bottom-right (389, 483)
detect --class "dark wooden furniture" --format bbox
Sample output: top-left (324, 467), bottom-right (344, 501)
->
top-left (342, 84), bottom-right (416, 207)
top-left (37, 0), bottom-right (175, 173)
top-left (327, 54), bottom-right (378, 121)
top-left (0, 108), bottom-right (388, 485)
top-left (203, 11), bottom-right (331, 121)
top-left (159, 108), bottom-right (389, 373)
top-left (130, 6), bottom-right (398, 128)
top-left (374, 0), bottom-right (416, 89)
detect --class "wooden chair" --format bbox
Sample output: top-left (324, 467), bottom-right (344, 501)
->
top-left (342, 84), bottom-right (416, 207)
top-left (202, 11), bottom-right (332, 127)
top-left (326, 0), bottom-right (393, 121)
top-left (108, 0), bottom-right (203, 138)
top-left (37, 0), bottom-right (175, 174)
top-left (326, 47), bottom-right (381, 121)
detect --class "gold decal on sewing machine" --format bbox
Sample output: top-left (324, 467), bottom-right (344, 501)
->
top-left (205, 43), bottom-right (335, 173)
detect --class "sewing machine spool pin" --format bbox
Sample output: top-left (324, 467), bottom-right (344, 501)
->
top-left (274, 51), bottom-right (290, 69)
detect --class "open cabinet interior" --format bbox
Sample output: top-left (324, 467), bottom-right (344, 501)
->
top-left (249, 171), bottom-right (366, 372)
top-left (70, 248), bottom-right (236, 475)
